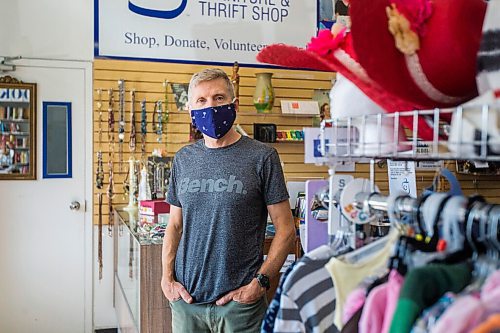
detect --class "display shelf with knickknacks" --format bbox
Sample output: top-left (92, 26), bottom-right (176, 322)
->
top-left (0, 76), bottom-right (36, 179)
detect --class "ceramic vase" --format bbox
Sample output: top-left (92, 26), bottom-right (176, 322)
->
top-left (253, 73), bottom-right (274, 113)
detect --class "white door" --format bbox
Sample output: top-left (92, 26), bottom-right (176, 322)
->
top-left (0, 59), bottom-right (92, 333)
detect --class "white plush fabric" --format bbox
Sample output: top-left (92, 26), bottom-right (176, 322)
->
top-left (329, 73), bottom-right (408, 154)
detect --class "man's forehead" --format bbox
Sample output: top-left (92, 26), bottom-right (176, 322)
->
top-left (192, 80), bottom-right (228, 97)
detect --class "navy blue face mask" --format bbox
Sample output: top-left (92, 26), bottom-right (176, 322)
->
top-left (190, 103), bottom-right (236, 139)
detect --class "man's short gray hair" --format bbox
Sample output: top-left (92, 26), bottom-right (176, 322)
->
top-left (188, 68), bottom-right (235, 104)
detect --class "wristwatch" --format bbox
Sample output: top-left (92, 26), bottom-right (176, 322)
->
top-left (255, 273), bottom-right (270, 290)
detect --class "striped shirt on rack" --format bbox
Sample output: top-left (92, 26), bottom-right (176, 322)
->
top-left (273, 245), bottom-right (339, 333)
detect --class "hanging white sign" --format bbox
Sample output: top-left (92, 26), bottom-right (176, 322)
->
top-left (95, 0), bottom-right (318, 66)
top-left (387, 160), bottom-right (418, 198)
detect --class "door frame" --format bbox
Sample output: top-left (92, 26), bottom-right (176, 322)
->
top-left (14, 58), bottom-right (94, 332)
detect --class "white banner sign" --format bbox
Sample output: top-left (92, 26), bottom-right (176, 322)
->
top-left (96, 0), bottom-right (318, 66)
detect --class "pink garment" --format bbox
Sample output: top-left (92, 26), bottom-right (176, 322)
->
top-left (430, 294), bottom-right (483, 333)
top-left (431, 270), bottom-right (500, 333)
top-left (359, 270), bottom-right (404, 333)
top-left (343, 287), bottom-right (366, 324)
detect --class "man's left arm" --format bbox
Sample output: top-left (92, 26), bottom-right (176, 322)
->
top-left (257, 200), bottom-right (296, 281)
top-left (216, 199), bottom-right (295, 305)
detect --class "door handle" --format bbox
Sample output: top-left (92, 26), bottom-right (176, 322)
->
top-left (70, 201), bottom-right (81, 211)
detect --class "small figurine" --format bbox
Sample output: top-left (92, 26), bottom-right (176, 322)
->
top-left (138, 165), bottom-right (152, 202)
top-left (231, 61), bottom-right (240, 100)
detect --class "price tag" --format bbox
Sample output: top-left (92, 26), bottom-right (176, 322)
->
top-left (387, 160), bottom-right (417, 198)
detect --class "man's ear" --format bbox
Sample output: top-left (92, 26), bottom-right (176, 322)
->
top-left (233, 98), bottom-right (240, 112)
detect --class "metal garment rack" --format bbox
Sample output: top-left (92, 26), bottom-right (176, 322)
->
top-left (319, 104), bottom-right (500, 162)
top-left (321, 104), bottom-right (500, 239)
top-left (354, 192), bottom-right (416, 215)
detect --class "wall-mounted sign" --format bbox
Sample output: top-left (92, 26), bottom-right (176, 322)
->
top-left (95, 0), bottom-right (318, 66)
top-left (0, 88), bottom-right (30, 103)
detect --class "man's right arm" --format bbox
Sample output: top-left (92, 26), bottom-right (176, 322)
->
top-left (161, 204), bottom-right (193, 303)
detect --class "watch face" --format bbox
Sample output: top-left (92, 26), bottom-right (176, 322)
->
top-left (257, 274), bottom-right (270, 289)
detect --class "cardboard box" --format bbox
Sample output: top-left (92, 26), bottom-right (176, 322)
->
top-left (139, 200), bottom-right (170, 215)
top-left (139, 214), bottom-right (158, 227)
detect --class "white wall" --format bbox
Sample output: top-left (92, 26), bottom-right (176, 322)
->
top-left (0, 0), bottom-right (93, 61)
top-left (0, 0), bottom-right (117, 330)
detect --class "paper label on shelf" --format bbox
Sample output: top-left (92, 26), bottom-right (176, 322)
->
top-left (416, 160), bottom-right (443, 170)
top-left (387, 160), bottom-right (417, 198)
top-left (281, 100), bottom-right (320, 116)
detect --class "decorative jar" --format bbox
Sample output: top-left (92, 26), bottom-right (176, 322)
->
top-left (253, 72), bottom-right (274, 113)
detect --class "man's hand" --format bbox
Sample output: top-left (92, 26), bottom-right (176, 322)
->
top-left (215, 278), bottom-right (266, 306)
top-left (161, 278), bottom-right (193, 303)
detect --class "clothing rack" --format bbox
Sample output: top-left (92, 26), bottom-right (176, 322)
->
top-left (354, 192), bottom-right (417, 215)
top-left (352, 191), bottom-right (500, 231)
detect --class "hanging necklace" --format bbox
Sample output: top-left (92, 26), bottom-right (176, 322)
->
top-left (129, 89), bottom-right (136, 154)
top-left (107, 88), bottom-right (116, 236)
top-left (107, 88), bottom-right (115, 152)
top-left (96, 89), bottom-right (104, 189)
top-left (140, 99), bottom-right (147, 163)
top-left (118, 79), bottom-right (125, 172)
top-left (163, 80), bottom-right (170, 146)
top-left (155, 101), bottom-right (163, 143)
top-left (107, 162), bottom-right (115, 236)
top-left (97, 192), bottom-right (103, 280)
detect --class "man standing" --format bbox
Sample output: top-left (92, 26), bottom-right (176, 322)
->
top-left (161, 68), bottom-right (295, 332)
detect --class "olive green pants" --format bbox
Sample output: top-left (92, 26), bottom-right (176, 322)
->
top-left (169, 297), bottom-right (267, 333)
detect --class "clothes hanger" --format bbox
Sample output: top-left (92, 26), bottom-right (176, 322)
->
top-left (480, 204), bottom-right (498, 276)
top-left (488, 206), bottom-right (500, 270)
top-left (341, 192), bottom-right (403, 264)
top-left (440, 195), bottom-right (467, 254)
top-left (464, 201), bottom-right (489, 291)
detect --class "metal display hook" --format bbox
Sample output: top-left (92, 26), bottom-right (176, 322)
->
top-left (0, 56), bottom-right (22, 73)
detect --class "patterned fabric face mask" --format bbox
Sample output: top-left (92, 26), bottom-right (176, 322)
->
top-left (190, 103), bottom-right (236, 139)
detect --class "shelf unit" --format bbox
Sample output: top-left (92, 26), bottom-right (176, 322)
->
top-left (319, 104), bottom-right (500, 163)
top-left (317, 104), bottom-right (500, 242)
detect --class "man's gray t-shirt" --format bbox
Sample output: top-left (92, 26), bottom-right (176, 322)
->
top-left (167, 136), bottom-right (289, 304)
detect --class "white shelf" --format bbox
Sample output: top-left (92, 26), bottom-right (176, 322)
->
top-left (0, 131), bottom-right (30, 136)
top-left (319, 104), bottom-right (500, 162)
top-left (0, 119), bottom-right (29, 123)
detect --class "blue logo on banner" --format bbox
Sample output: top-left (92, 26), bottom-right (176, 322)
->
top-left (313, 139), bottom-right (329, 157)
top-left (128, 0), bottom-right (187, 19)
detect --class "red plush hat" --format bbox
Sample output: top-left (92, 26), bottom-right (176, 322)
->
top-left (257, 29), bottom-right (440, 140)
top-left (350, 0), bottom-right (487, 109)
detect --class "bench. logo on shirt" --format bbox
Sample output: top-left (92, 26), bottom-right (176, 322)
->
top-left (179, 175), bottom-right (247, 194)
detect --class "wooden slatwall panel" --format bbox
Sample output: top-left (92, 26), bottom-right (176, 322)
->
top-left (93, 59), bottom-right (333, 224)
top-left (93, 59), bottom-right (500, 224)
